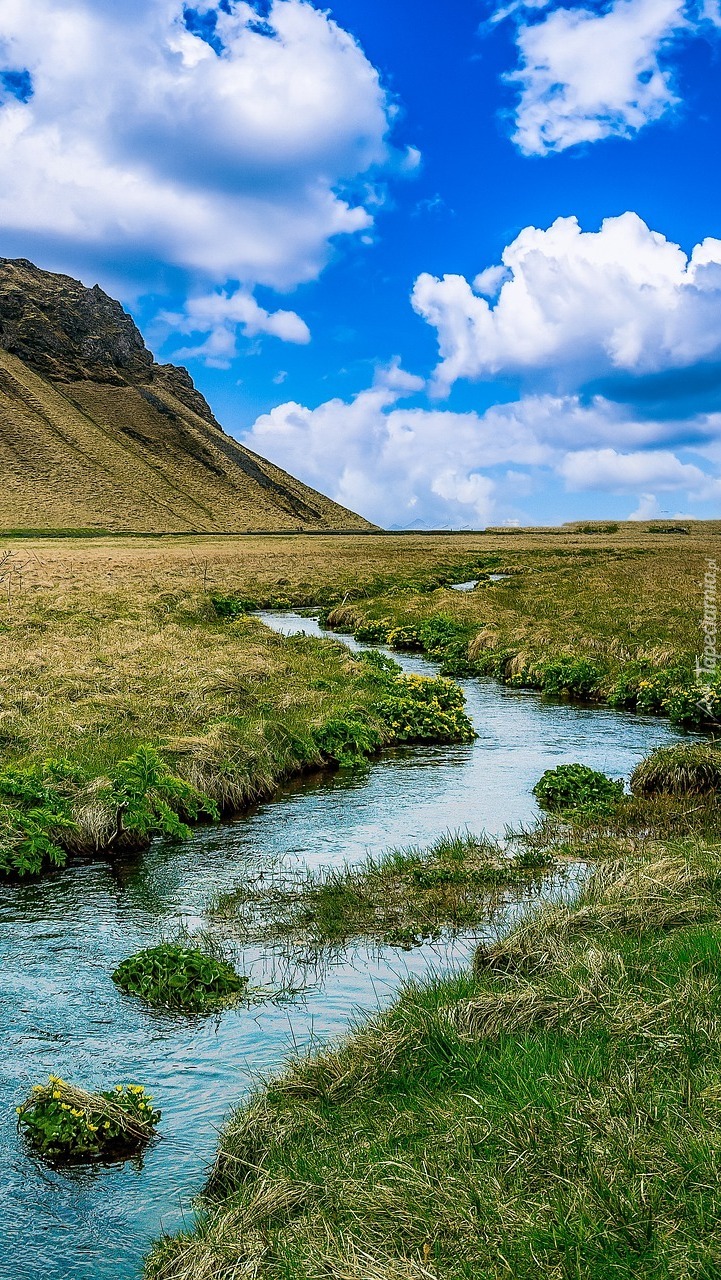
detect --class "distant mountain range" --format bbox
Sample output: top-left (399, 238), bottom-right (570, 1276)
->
top-left (0, 258), bottom-right (374, 533)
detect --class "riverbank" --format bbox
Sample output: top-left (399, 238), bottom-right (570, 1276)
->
top-left (1, 554), bottom-right (706, 1280)
top-left (146, 798), bottom-right (721, 1280)
top-left (1, 532), bottom-right (511, 877)
top-left (322, 531), bottom-right (721, 728)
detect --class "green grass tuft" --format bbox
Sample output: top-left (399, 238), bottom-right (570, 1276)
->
top-left (631, 742), bottom-right (721, 797)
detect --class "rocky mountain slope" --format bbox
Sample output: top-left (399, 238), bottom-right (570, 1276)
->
top-left (0, 258), bottom-right (373, 533)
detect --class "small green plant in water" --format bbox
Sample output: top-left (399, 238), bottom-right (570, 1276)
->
top-left (533, 763), bottom-right (624, 813)
top-left (376, 672), bottom-right (476, 745)
top-left (113, 941), bottom-right (248, 1013)
top-left (17, 1075), bottom-right (160, 1163)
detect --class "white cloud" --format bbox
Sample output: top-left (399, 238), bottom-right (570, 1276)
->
top-left (0, 0), bottom-right (399, 293)
top-left (412, 213), bottom-right (721, 396)
top-left (628, 493), bottom-right (663, 519)
top-left (502, 0), bottom-right (694, 155)
top-left (167, 289), bottom-right (310, 367)
top-left (243, 367), bottom-right (721, 527)
top-left (558, 446), bottom-right (721, 496)
top-left (245, 363), bottom-right (502, 526)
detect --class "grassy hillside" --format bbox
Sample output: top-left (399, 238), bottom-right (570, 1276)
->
top-left (0, 348), bottom-right (372, 533)
top-left (0, 257), bottom-right (372, 533)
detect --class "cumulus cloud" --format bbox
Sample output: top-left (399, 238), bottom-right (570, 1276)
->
top-left (504, 0), bottom-right (689, 155)
top-left (166, 289), bottom-right (310, 367)
top-left (0, 0), bottom-right (400, 298)
top-left (245, 362), bottom-right (505, 527)
top-left (558, 446), bottom-right (721, 496)
top-left (243, 360), bottom-right (721, 527)
top-left (412, 213), bottom-right (721, 401)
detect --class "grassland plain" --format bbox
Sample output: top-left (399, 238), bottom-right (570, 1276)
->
top-left (321, 522), bottom-right (721, 728)
top-left (5, 526), bottom-right (721, 1275)
top-left (0, 532), bottom-right (494, 875)
top-left (1, 524), bottom-right (719, 876)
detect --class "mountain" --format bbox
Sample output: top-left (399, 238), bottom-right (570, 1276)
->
top-left (0, 258), bottom-right (374, 533)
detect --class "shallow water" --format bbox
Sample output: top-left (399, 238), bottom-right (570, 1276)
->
top-left (0, 614), bottom-right (696, 1280)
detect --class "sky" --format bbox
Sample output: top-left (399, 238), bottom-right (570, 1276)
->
top-left (1, 0), bottom-right (721, 528)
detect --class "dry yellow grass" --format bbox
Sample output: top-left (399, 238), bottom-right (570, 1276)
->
top-left (0, 524), bottom-right (718, 795)
top-left (0, 347), bottom-right (372, 533)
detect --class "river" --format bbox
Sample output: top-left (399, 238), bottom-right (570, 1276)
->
top-left (0, 613), bottom-right (695, 1280)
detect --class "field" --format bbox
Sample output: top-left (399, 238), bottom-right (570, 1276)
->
top-left (5, 524), bottom-right (721, 1276)
top-left (0, 523), bottom-right (718, 874)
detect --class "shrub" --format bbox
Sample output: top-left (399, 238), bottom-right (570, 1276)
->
top-left (113, 942), bottom-right (248, 1013)
top-left (607, 666), bottom-right (646, 710)
top-left (17, 1076), bottom-right (160, 1163)
top-left (420, 615), bottom-right (476, 676)
top-left (352, 620), bottom-right (391, 644)
top-left (533, 763), bottom-right (624, 813)
top-left (0, 759), bottom-right (82, 878)
top-left (314, 713), bottom-right (383, 768)
top-left (211, 594), bottom-right (255, 620)
top-left (539, 658), bottom-right (604, 699)
top-left (106, 746), bottom-right (219, 843)
top-left (647, 523), bottom-right (689, 534)
top-left (609, 666), bottom-right (721, 728)
top-left (376, 673), bottom-right (476, 745)
top-left (386, 625), bottom-right (424, 651)
top-left (356, 649), bottom-right (399, 674)
top-left (630, 742), bottom-right (721, 797)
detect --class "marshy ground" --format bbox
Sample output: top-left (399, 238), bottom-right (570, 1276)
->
top-left (3, 523), bottom-right (721, 1279)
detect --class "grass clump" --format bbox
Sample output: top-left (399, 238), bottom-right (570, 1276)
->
top-left (631, 741), bottom-right (721, 797)
top-left (533, 763), bottom-right (624, 814)
top-left (0, 745), bottom-right (220, 880)
top-left (17, 1075), bottom-right (160, 1164)
top-left (313, 712), bottom-right (383, 769)
top-left (210, 594), bottom-right (254, 619)
top-left (214, 832), bottom-right (553, 951)
top-left (113, 933), bottom-right (248, 1013)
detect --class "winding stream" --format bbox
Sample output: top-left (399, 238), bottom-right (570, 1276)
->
top-left (0, 613), bottom-right (696, 1280)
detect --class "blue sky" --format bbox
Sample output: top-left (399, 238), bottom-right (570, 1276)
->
top-left (1, 0), bottom-right (721, 527)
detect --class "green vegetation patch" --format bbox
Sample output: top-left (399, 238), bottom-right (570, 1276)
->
top-left (375, 670), bottom-right (476, 746)
top-left (210, 594), bottom-right (255, 619)
top-left (214, 832), bottom-right (553, 951)
top-left (18, 1076), bottom-right (160, 1164)
top-left (113, 941), bottom-right (248, 1014)
top-left (0, 759), bottom-right (79, 877)
top-left (0, 746), bottom-right (219, 880)
top-left (631, 741), bottom-right (721, 797)
top-left (533, 763), bottom-right (625, 814)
